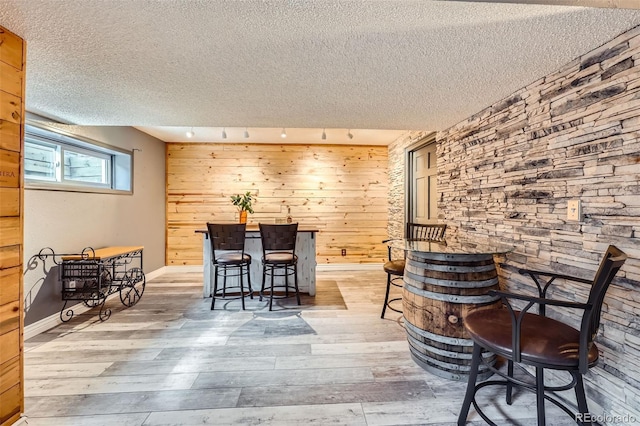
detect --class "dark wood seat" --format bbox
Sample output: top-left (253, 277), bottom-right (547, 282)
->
top-left (381, 223), bottom-right (446, 318)
top-left (259, 223), bottom-right (300, 311)
top-left (207, 223), bottom-right (253, 310)
top-left (458, 245), bottom-right (627, 426)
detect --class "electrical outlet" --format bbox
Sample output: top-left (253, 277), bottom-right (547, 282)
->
top-left (341, 249), bottom-right (346, 256)
top-left (567, 199), bottom-right (582, 221)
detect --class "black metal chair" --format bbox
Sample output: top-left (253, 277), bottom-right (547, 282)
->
top-left (259, 223), bottom-right (300, 311)
top-left (381, 223), bottom-right (446, 318)
top-left (207, 223), bottom-right (253, 310)
top-left (458, 245), bottom-right (627, 426)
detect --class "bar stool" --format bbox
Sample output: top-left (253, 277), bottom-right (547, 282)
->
top-left (207, 223), bottom-right (253, 310)
top-left (258, 223), bottom-right (300, 311)
top-left (381, 223), bottom-right (446, 318)
top-left (458, 245), bottom-right (627, 426)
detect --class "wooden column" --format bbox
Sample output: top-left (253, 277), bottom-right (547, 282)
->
top-left (0, 25), bottom-right (25, 426)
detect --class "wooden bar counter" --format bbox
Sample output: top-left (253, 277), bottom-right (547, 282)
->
top-left (196, 225), bottom-right (319, 298)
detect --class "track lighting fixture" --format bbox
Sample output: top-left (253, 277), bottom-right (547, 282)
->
top-left (222, 128), bottom-right (227, 139)
top-left (244, 128), bottom-right (250, 138)
top-left (186, 128), bottom-right (195, 138)
top-left (347, 129), bottom-right (353, 139)
top-left (281, 128), bottom-right (287, 138)
top-left (321, 128), bottom-right (326, 140)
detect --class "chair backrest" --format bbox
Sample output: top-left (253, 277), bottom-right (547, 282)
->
top-left (406, 223), bottom-right (446, 241)
top-left (578, 245), bottom-right (626, 372)
top-left (206, 223), bottom-right (247, 262)
top-left (259, 223), bottom-right (298, 254)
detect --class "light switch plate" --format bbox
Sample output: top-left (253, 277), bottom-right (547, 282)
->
top-left (568, 199), bottom-right (582, 221)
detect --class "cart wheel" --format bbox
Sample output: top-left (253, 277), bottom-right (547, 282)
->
top-left (83, 270), bottom-right (112, 307)
top-left (120, 268), bottom-right (145, 307)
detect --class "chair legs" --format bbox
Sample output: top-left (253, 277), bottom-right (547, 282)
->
top-left (293, 264), bottom-right (301, 305)
top-left (458, 343), bottom-right (483, 426)
top-left (459, 346), bottom-right (592, 426)
top-left (381, 273), bottom-right (391, 318)
top-left (260, 262), bottom-right (299, 311)
top-left (211, 263), bottom-right (251, 310)
top-left (239, 266), bottom-right (245, 310)
top-left (269, 265), bottom-right (275, 311)
top-left (506, 360), bottom-right (514, 405)
top-left (536, 367), bottom-right (546, 426)
top-left (211, 265), bottom-right (219, 310)
top-left (574, 373), bottom-right (592, 425)
top-left (381, 273), bottom-right (403, 319)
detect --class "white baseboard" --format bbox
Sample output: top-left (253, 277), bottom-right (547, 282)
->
top-left (144, 266), bottom-right (168, 281)
top-left (11, 415), bottom-right (28, 426)
top-left (24, 265), bottom-right (166, 340)
top-left (24, 298), bottom-right (99, 340)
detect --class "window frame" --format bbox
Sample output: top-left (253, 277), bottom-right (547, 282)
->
top-left (24, 121), bottom-right (134, 195)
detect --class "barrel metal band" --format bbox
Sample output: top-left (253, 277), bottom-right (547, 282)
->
top-left (403, 282), bottom-right (500, 304)
top-left (407, 334), bottom-right (473, 360)
top-left (409, 353), bottom-right (495, 382)
top-left (406, 331), bottom-right (495, 361)
top-left (404, 271), bottom-right (499, 289)
top-left (408, 341), bottom-right (496, 371)
top-left (406, 261), bottom-right (496, 274)
top-left (407, 252), bottom-right (494, 263)
top-left (404, 320), bottom-right (473, 346)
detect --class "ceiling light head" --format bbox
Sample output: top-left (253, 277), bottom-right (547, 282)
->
top-left (186, 128), bottom-right (195, 138)
top-left (281, 128), bottom-right (287, 139)
top-left (347, 129), bottom-right (353, 139)
top-left (222, 128), bottom-right (227, 139)
top-left (321, 129), bottom-right (326, 140)
top-left (244, 128), bottom-right (250, 139)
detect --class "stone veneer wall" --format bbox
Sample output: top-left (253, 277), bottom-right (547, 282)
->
top-left (389, 26), bottom-right (640, 423)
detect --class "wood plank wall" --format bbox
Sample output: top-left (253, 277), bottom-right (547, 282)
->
top-left (166, 143), bottom-right (388, 265)
top-left (0, 25), bottom-right (25, 426)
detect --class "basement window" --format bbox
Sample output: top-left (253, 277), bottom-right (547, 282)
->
top-left (24, 123), bottom-right (133, 193)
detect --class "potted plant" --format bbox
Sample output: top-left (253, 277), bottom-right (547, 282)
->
top-left (230, 191), bottom-right (255, 223)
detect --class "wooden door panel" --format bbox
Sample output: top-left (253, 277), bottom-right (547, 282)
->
top-left (0, 356), bottom-right (20, 395)
top-left (0, 188), bottom-right (19, 217)
top-left (0, 121), bottom-right (20, 152)
top-left (0, 25), bottom-right (24, 426)
top-left (0, 267), bottom-right (19, 306)
top-left (0, 28), bottom-right (23, 70)
top-left (0, 149), bottom-right (20, 187)
top-left (0, 245), bottom-right (20, 270)
top-left (411, 143), bottom-right (437, 224)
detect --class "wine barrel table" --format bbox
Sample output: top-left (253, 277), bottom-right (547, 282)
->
top-left (392, 238), bottom-right (513, 381)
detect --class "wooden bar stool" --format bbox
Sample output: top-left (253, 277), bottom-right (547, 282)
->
top-left (259, 223), bottom-right (300, 311)
top-left (207, 223), bottom-right (253, 310)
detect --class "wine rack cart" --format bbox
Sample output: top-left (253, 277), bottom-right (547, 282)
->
top-left (57, 246), bottom-right (145, 322)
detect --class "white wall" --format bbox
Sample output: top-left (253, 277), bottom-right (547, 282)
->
top-left (23, 120), bottom-right (166, 325)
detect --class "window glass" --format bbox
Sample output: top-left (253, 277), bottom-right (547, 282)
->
top-left (24, 123), bottom-right (132, 193)
top-left (24, 141), bottom-right (59, 181)
top-left (63, 148), bottom-right (111, 186)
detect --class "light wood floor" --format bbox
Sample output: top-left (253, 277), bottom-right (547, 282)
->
top-left (23, 269), bottom-right (573, 425)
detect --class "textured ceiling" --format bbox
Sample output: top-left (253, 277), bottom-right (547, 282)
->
top-left (2, 1), bottom-right (640, 144)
